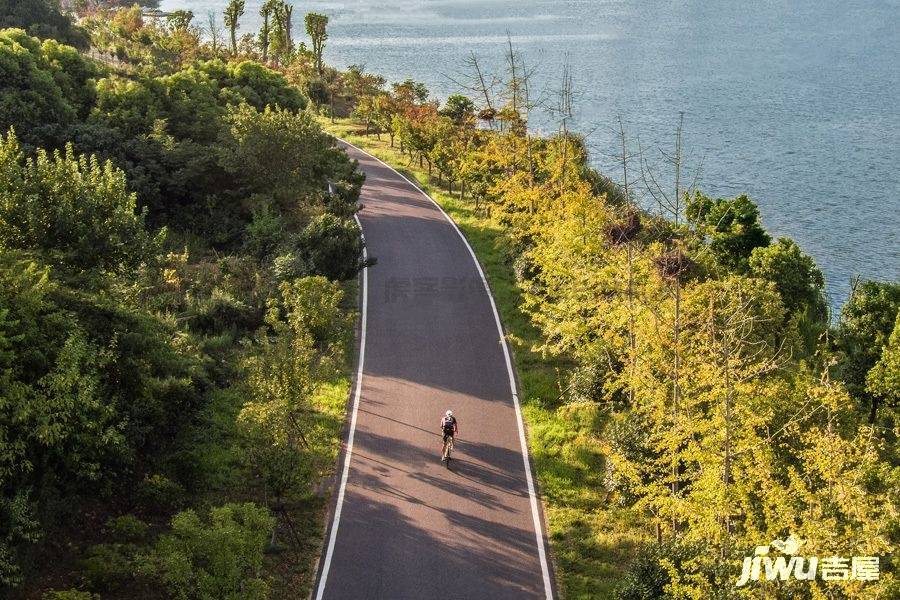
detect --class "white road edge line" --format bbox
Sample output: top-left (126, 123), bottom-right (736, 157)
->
top-left (335, 139), bottom-right (554, 600)
top-left (314, 214), bottom-right (368, 600)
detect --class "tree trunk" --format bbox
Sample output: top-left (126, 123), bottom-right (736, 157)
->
top-left (672, 264), bottom-right (682, 535)
top-left (627, 241), bottom-right (636, 406)
top-left (869, 397), bottom-right (879, 424)
top-left (261, 13), bottom-right (269, 63)
top-left (723, 339), bottom-right (734, 553)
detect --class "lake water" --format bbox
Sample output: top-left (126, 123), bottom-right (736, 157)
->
top-left (162, 0), bottom-right (900, 309)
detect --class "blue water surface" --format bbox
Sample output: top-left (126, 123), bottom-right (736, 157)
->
top-left (162, 0), bottom-right (900, 308)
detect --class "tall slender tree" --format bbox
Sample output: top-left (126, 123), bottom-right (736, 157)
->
top-left (223, 0), bottom-right (245, 56)
top-left (259, 0), bottom-right (277, 63)
top-left (268, 1), bottom-right (294, 64)
top-left (206, 9), bottom-right (224, 54)
top-left (305, 12), bottom-right (328, 75)
top-left (281, 2), bottom-right (294, 56)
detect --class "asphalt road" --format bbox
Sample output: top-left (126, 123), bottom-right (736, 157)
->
top-left (313, 141), bottom-right (555, 600)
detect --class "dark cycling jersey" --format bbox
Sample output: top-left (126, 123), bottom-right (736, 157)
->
top-left (441, 416), bottom-right (457, 436)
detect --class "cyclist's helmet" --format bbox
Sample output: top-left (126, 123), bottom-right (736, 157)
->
top-left (446, 410), bottom-right (453, 417)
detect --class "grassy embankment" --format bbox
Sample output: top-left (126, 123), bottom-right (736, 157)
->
top-left (276, 282), bottom-right (360, 599)
top-left (318, 117), bottom-right (648, 598)
top-left (260, 282), bottom-right (356, 600)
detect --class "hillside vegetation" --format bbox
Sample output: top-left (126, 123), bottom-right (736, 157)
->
top-left (1, 4), bottom-right (366, 598)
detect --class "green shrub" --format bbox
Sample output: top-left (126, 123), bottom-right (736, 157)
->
top-left (568, 361), bottom-right (608, 404)
top-left (244, 202), bottom-right (286, 259)
top-left (143, 503), bottom-right (274, 600)
top-left (191, 288), bottom-right (259, 335)
top-left (0, 491), bottom-right (40, 587)
top-left (0, 30), bottom-right (93, 149)
top-left (106, 515), bottom-right (149, 542)
top-left (615, 540), bottom-right (700, 600)
top-left (80, 543), bottom-right (136, 591)
top-left (323, 182), bottom-right (361, 218)
top-left (272, 252), bottom-right (308, 282)
top-left (295, 214), bottom-right (364, 281)
top-left (0, 130), bottom-right (160, 277)
top-left (137, 474), bottom-right (186, 514)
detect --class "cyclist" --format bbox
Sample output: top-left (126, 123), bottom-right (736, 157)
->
top-left (440, 410), bottom-right (458, 463)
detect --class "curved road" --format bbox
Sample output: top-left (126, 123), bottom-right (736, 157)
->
top-left (313, 141), bottom-right (555, 600)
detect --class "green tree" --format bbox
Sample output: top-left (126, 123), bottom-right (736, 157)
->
top-left (269, 1), bottom-right (293, 64)
top-left (836, 280), bottom-right (900, 423)
top-left (295, 214), bottom-right (365, 281)
top-left (439, 94), bottom-right (476, 125)
top-left (0, 29), bottom-right (98, 148)
top-left (749, 236), bottom-right (827, 324)
top-left (777, 377), bottom-right (899, 599)
top-left (223, 0), bottom-right (244, 56)
top-left (866, 313), bottom-right (900, 415)
top-left (0, 130), bottom-right (158, 276)
top-left (344, 64), bottom-right (385, 103)
top-left (0, 0), bottom-right (88, 48)
top-left (391, 78), bottom-right (429, 105)
top-left (166, 10), bottom-right (194, 32)
top-left (373, 93), bottom-right (400, 145)
top-left (144, 503), bottom-right (274, 600)
top-left (239, 277), bottom-right (349, 496)
top-left (686, 191), bottom-right (771, 273)
top-left (258, 0), bottom-right (277, 63)
top-left (675, 276), bottom-right (786, 549)
top-left (218, 103), bottom-right (357, 212)
top-left (82, 59), bottom-right (306, 233)
top-left (197, 59), bottom-right (307, 112)
top-left (304, 12), bottom-right (327, 75)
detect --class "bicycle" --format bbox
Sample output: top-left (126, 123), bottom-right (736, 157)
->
top-left (441, 435), bottom-right (454, 465)
top-left (440, 410), bottom-right (458, 466)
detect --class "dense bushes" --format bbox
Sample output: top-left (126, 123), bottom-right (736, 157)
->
top-left (0, 241), bottom-right (201, 589)
top-left (143, 503), bottom-right (274, 600)
top-left (0, 0), bottom-right (88, 49)
top-left (0, 28), bottom-right (98, 148)
top-left (0, 132), bottom-right (158, 276)
top-left (80, 61), bottom-right (331, 237)
top-left (295, 214), bottom-right (366, 281)
top-left (0, 27), bottom-right (365, 597)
